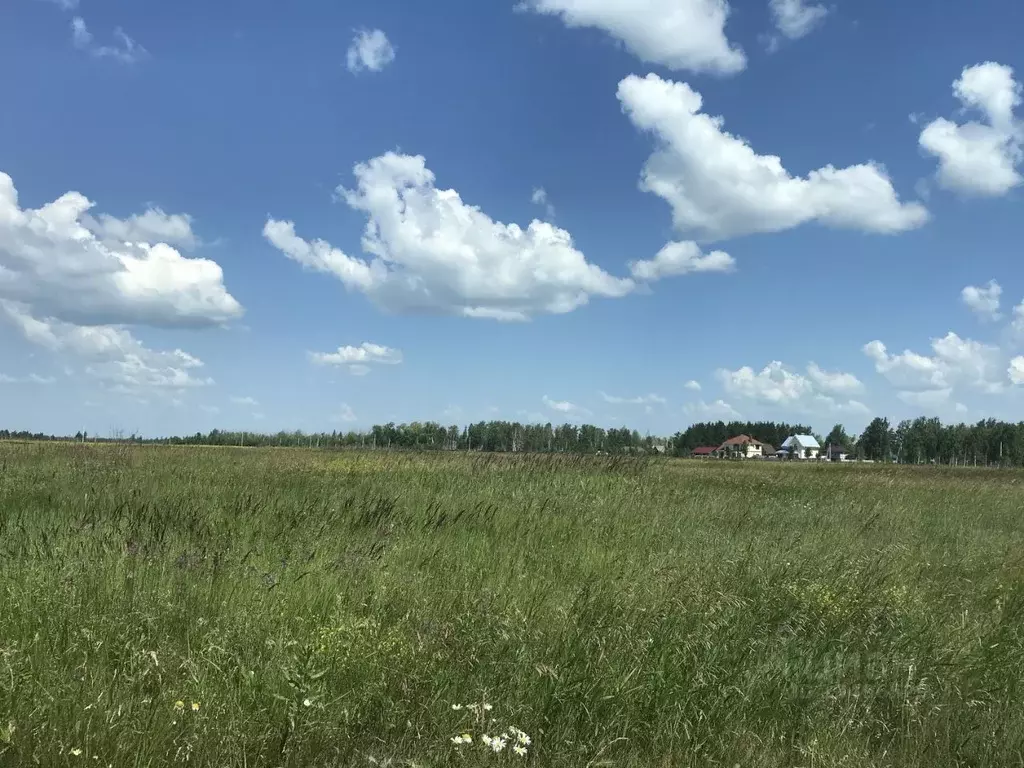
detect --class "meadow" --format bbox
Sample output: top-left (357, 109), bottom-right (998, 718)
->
top-left (1, 442), bottom-right (1023, 767)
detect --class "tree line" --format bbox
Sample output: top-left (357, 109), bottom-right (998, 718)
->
top-left (0, 421), bottom-right (665, 455)
top-left (3, 415), bottom-right (1024, 466)
top-left (855, 417), bottom-right (1024, 466)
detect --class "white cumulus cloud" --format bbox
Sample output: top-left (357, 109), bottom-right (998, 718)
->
top-left (864, 332), bottom-right (1006, 395)
top-left (230, 396), bottom-right (259, 407)
top-left (684, 380), bottom-right (702, 391)
top-left (0, 171), bottom-right (241, 328)
top-left (718, 361), bottom-right (815, 404)
top-left (629, 241), bottom-right (734, 281)
top-left (961, 280), bottom-right (1002, 321)
top-left (806, 362), bottom-right (865, 395)
top-left (769, 0), bottom-right (828, 40)
top-left (919, 62), bottom-right (1023, 196)
top-left (1010, 357), bottom-right (1024, 386)
top-left (346, 29), bottom-right (395, 73)
top-left (521, 0), bottom-right (745, 75)
top-left (1, 301), bottom-right (211, 395)
top-left (309, 342), bottom-right (403, 375)
top-left (265, 152), bottom-right (637, 321)
top-left (717, 360), bottom-right (867, 413)
top-left (617, 73), bottom-right (928, 242)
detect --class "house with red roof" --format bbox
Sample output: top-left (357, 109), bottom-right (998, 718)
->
top-left (717, 434), bottom-right (765, 459)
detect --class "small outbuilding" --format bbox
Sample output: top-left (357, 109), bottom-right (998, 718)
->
top-left (826, 445), bottom-right (852, 462)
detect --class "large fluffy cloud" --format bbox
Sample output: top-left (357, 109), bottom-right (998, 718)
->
top-left (520, 0), bottom-right (745, 75)
top-left (617, 73), bottom-right (929, 241)
top-left (0, 171), bottom-right (242, 327)
top-left (265, 152), bottom-right (644, 321)
top-left (863, 332), bottom-right (1007, 398)
top-left (919, 62), bottom-right (1023, 196)
top-left (717, 360), bottom-right (868, 414)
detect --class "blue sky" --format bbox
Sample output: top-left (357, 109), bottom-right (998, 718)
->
top-left (1, 0), bottom-right (1023, 438)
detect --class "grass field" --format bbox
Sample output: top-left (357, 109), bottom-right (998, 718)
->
top-left (1, 443), bottom-right (1023, 767)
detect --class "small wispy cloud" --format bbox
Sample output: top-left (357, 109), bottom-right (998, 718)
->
top-left (531, 187), bottom-right (556, 219)
top-left (71, 17), bottom-right (146, 64)
top-left (0, 373), bottom-right (56, 385)
top-left (542, 395), bottom-right (590, 416)
top-left (768, 0), bottom-right (828, 41)
top-left (230, 396), bottom-right (259, 407)
top-left (599, 392), bottom-right (666, 405)
top-left (346, 28), bottom-right (395, 73)
top-left (683, 399), bottom-right (742, 420)
top-left (40, 0), bottom-right (79, 11)
top-left (334, 403), bottom-right (357, 423)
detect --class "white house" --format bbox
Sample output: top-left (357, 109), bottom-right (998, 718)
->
top-left (780, 434), bottom-right (821, 460)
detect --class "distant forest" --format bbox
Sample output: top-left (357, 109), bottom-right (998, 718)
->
top-left (5, 414), bottom-right (1024, 466)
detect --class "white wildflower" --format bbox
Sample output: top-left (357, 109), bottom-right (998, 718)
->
top-left (513, 744), bottom-right (528, 757)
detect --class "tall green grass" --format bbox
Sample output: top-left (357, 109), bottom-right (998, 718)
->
top-left (1, 443), bottom-right (1022, 766)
